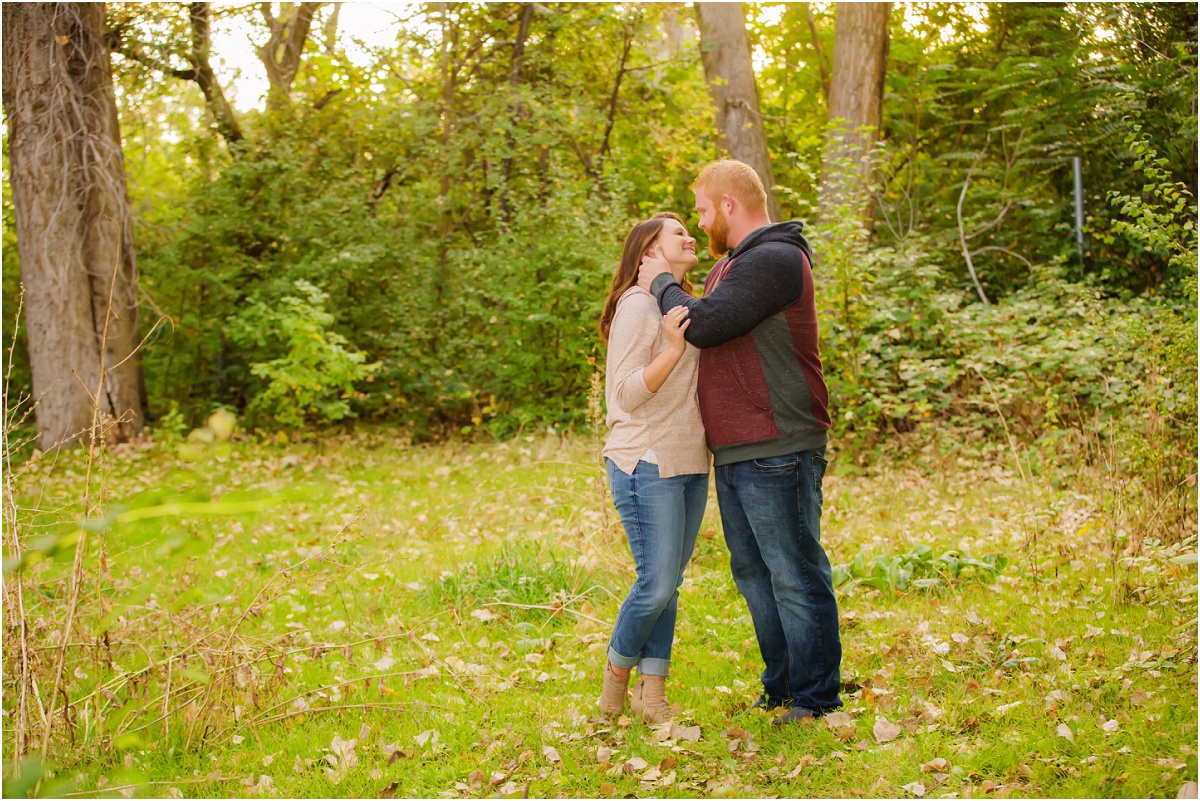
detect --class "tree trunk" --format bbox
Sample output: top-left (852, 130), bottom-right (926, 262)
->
top-left (2, 2), bottom-right (146, 450)
top-left (695, 2), bottom-right (781, 222)
top-left (821, 2), bottom-right (891, 228)
top-left (259, 2), bottom-right (321, 111)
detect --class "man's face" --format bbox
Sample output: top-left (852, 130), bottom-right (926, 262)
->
top-left (695, 188), bottom-right (730, 258)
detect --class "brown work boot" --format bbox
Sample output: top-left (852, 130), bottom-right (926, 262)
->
top-left (598, 662), bottom-right (630, 717)
top-left (630, 675), bottom-right (679, 724)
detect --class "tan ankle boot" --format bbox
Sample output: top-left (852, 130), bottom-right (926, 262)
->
top-left (598, 662), bottom-right (630, 717)
top-left (630, 675), bottom-right (679, 724)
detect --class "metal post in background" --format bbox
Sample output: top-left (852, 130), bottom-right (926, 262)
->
top-left (1073, 156), bottom-right (1085, 260)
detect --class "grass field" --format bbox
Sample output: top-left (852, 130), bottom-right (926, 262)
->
top-left (3, 430), bottom-right (1197, 798)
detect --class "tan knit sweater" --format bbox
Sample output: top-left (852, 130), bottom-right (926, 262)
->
top-left (603, 287), bottom-right (709, 478)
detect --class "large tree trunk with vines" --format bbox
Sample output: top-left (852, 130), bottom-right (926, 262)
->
top-left (2, 2), bottom-right (145, 450)
top-left (821, 2), bottom-right (891, 229)
top-left (259, 2), bottom-right (322, 111)
top-left (696, 2), bottom-right (781, 222)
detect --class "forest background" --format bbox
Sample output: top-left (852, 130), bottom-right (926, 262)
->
top-left (2, 2), bottom-right (1196, 455)
top-left (1, 2), bottom-right (1197, 798)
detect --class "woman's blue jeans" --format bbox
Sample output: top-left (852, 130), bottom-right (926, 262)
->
top-left (605, 459), bottom-right (708, 677)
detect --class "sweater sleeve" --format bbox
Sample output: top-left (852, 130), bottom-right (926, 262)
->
top-left (650, 244), bottom-right (804, 349)
top-left (606, 297), bottom-right (659, 413)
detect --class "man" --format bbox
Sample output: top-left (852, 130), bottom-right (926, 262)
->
top-left (636, 159), bottom-right (841, 722)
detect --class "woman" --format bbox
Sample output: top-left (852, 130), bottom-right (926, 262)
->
top-left (597, 212), bottom-right (708, 724)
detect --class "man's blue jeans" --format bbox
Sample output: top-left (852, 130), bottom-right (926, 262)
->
top-left (716, 447), bottom-right (842, 712)
top-left (606, 459), bottom-right (708, 677)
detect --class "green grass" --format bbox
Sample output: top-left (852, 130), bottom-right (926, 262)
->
top-left (3, 431), bottom-right (1196, 798)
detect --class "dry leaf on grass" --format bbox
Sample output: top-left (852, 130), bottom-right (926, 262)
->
top-left (542, 746), bottom-right (561, 764)
top-left (823, 711), bottom-right (854, 730)
top-left (1178, 781), bottom-right (1198, 799)
top-left (785, 755), bottom-right (813, 779)
top-left (874, 716), bottom-right (902, 743)
top-left (901, 781), bottom-right (927, 797)
top-left (1056, 724), bottom-right (1074, 742)
top-left (921, 758), bottom-right (948, 772)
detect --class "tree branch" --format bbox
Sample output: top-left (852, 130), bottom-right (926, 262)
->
top-left (957, 134), bottom-right (992, 304)
top-left (970, 245), bottom-right (1034, 271)
top-left (803, 2), bottom-right (830, 102)
top-left (188, 3), bottom-right (243, 144)
top-left (596, 22), bottom-right (634, 170)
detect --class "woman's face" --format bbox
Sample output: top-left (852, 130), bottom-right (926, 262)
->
top-left (650, 218), bottom-right (698, 279)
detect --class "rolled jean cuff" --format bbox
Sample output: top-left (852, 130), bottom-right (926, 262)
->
top-left (608, 646), bottom-right (640, 670)
top-left (637, 657), bottom-right (670, 677)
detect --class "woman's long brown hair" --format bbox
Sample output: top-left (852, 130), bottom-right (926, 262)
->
top-left (598, 212), bottom-right (694, 343)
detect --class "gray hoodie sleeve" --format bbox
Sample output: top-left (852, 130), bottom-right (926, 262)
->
top-left (650, 243), bottom-right (804, 349)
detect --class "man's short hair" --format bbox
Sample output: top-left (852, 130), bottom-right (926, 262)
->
top-left (693, 160), bottom-right (768, 216)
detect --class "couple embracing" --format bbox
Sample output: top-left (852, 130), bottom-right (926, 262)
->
top-left (597, 160), bottom-right (842, 725)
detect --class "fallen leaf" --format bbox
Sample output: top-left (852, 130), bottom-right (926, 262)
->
top-left (902, 781), bottom-right (927, 797)
top-left (596, 746), bottom-right (613, 762)
top-left (823, 711), bottom-right (854, 730)
top-left (673, 724), bottom-right (702, 742)
top-left (1056, 724), bottom-right (1074, 742)
top-left (1178, 781), bottom-right (1198, 799)
top-left (722, 727), bottom-right (747, 739)
top-left (785, 755), bottom-right (813, 779)
top-left (921, 758), bottom-right (948, 772)
top-left (468, 770), bottom-right (484, 789)
top-left (1017, 765), bottom-right (1033, 780)
top-left (624, 757), bottom-right (648, 772)
top-left (1129, 690), bottom-right (1150, 707)
top-left (874, 716), bottom-right (902, 743)
top-left (379, 780), bottom-right (400, 799)
top-left (641, 768), bottom-right (662, 782)
top-left (542, 745), bottom-right (561, 764)
top-left (1102, 719), bottom-right (1119, 735)
top-left (387, 747), bottom-right (415, 764)
top-left (659, 770), bottom-right (676, 788)
top-left (658, 756), bottom-right (677, 771)
top-left (599, 782), bottom-right (616, 795)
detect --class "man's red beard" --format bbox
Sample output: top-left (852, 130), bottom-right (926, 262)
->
top-left (706, 206), bottom-right (730, 258)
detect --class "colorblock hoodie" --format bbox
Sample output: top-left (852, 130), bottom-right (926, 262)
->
top-left (649, 221), bottom-right (830, 466)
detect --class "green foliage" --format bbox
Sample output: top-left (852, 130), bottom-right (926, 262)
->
top-left (832, 543), bottom-right (1009, 594)
top-left (230, 280), bottom-right (379, 429)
